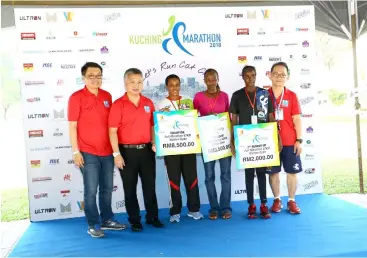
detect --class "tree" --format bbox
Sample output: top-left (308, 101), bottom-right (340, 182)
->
top-left (0, 53), bottom-right (21, 120)
top-left (327, 89), bottom-right (347, 106)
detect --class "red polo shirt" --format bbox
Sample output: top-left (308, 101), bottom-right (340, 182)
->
top-left (268, 87), bottom-right (301, 146)
top-left (68, 86), bottom-right (113, 156)
top-left (108, 93), bottom-right (155, 144)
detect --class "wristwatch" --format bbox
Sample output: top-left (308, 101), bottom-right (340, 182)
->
top-left (113, 152), bottom-right (121, 158)
top-left (296, 139), bottom-right (303, 144)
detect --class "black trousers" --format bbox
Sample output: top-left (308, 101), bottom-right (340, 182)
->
top-left (245, 167), bottom-right (267, 205)
top-left (164, 154), bottom-right (200, 215)
top-left (118, 144), bottom-right (159, 224)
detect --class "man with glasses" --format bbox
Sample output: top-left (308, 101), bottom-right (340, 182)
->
top-left (108, 68), bottom-right (164, 232)
top-left (267, 62), bottom-right (303, 215)
top-left (68, 62), bottom-right (127, 238)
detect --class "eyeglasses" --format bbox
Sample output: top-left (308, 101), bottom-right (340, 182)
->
top-left (272, 73), bottom-right (287, 79)
top-left (85, 75), bottom-right (103, 80)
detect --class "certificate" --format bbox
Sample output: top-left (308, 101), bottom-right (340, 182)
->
top-left (233, 122), bottom-right (280, 169)
top-left (197, 112), bottom-right (232, 162)
top-left (153, 110), bottom-right (201, 156)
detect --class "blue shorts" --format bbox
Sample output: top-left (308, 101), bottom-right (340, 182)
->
top-left (267, 146), bottom-right (302, 174)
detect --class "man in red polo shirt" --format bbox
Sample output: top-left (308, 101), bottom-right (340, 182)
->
top-left (267, 62), bottom-right (303, 215)
top-left (108, 68), bottom-right (164, 232)
top-left (68, 62), bottom-right (126, 238)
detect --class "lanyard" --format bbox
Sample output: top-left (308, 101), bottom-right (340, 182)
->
top-left (207, 91), bottom-right (219, 114)
top-left (244, 88), bottom-right (256, 115)
top-left (272, 89), bottom-right (284, 111)
top-left (168, 97), bottom-right (180, 110)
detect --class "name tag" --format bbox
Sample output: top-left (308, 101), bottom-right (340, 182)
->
top-left (251, 115), bottom-right (258, 124)
top-left (276, 108), bottom-right (284, 121)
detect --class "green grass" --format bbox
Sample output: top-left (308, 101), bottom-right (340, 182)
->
top-left (1, 188), bottom-right (29, 222)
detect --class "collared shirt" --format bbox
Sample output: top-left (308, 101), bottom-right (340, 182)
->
top-left (268, 87), bottom-right (301, 146)
top-left (156, 96), bottom-right (194, 111)
top-left (229, 86), bottom-right (274, 124)
top-left (108, 93), bottom-right (155, 144)
top-left (68, 86), bottom-right (113, 156)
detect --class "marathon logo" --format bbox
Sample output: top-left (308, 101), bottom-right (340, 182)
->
top-left (21, 33), bottom-right (36, 40)
top-left (26, 97), bottom-right (40, 102)
top-left (32, 177), bottom-right (51, 182)
top-left (23, 63), bottom-right (34, 71)
top-left (34, 193), bottom-right (48, 199)
top-left (237, 28), bottom-right (249, 35)
top-left (238, 56), bottom-right (247, 64)
top-left (28, 130), bottom-right (43, 138)
top-left (31, 160), bottom-right (41, 168)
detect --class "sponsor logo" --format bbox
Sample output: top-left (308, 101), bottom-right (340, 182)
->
top-left (30, 147), bottom-right (51, 152)
top-left (306, 140), bottom-right (313, 147)
top-left (28, 130), bottom-right (43, 138)
top-left (300, 83), bottom-right (311, 89)
top-left (113, 186), bottom-right (118, 191)
top-left (78, 48), bottom-right (95, 52)
top-left (63, 12), bottom-right (73, 22)
top-left (301, 68), bottom-right (310, 74)
top-left (261, 10), bottom-right (270, 19)
top-left (61, 190), bottom-right (70, 197)
top-left (54, 109), bottom-right (65, 119)
top-left (64, 174), bottom-right (71, 181)
top-left (238, 56), bottom-right (247, 64)
top-left (295, 9), bottom-right (311, 19)
top-left (100, 61), bottom-right (108, 68)
top-left (31, 160), bottom-right (41, 168)
top-left (48, 50), bottom-right (72, 53)
top-left (104, 12), bottom-right (121, 22)
top-left (254, 56), bottom-right (262, 61)
top-left (303, 180), bottom-right (319, 191)
top-left (238, 44), bottom-right (256, 48)
top-left (235, 189), bottom-right (246, 194)
top-left (28, 113), bottom-right (49, 119)
top-left (302, 40), bottom-right (310, 47)
top-left (225, 14), bottom-right (244, 18)
top-left (247, 10), bottom-right (256, 19)
top-left (92, 32), bottom-right (108, 36)
top-left (77, 201), bottom-right (84, 211)
top-left (299, 96), bottom-right (314, 106)
top-left (301, 114), bottom-right (313, 118)
top-left (296, 28), bottom-right (309, 32)
top-left (302, 54), bottom-right (308, 59)
top-left (20, 16), bottom-right (42, 20)
top-left (35, 208), bottom-right (56, 214)
top-left (46, 13), bottom-right (57, 22)
top-left (68, 159), bottom-right (74, 164)
top-left (269, 57), bottom-right (281, 62)
top-left (305, 154), bottom-right (315, 160)
top-left (23, 63), bottom-right (34, 71)
top-left (76, 78), bottom-right (84, 85)
top-left (43, 63), bottom-right (52, 68)
top-left (257, 28), bottom-right (265, 35)
top-left (60, 203), bottom-right (72, 213)
top-left (54, 145), bottom-right (72, 149)
top-left (61, 64), bottom-right (76, 69)
top-left (258, 43), bottom-right (278, 47)
top-left (49, 159), bottom-right (59, 165)
top-left (305, 168), bottom-right (315, 174)
top-left (116, 200), bottom-right (125, 209)
top-left (54, 128), bottom-right (63, 136)
top-left (266, 71), bottom-right (270, 77)
top-left (237, 28), bottom-right (249, 35)
top-left (21, 33), bottom-right (36, 40)
top-left (54, 95), bottom-right (63, 102)
top-left (25, 81), bottom-right (44, 86)
top-left (57, 79), bottom-right (64, 86)
top-left (306, 126), bottom-right (313, 133)
top-left (46, 30), bottom-right (56, 40)
top-left (284, 43), bottom-right (298, 46)
top-left (34, 193), bottom-right (48, 199)
top-left (26, 97), bottom-right (41, 102)
top-left (22, 50), bottom-right (45, 54)
top-left (101, 46), bottom-right (109, 54)
top-left (32, 177), bottom-right (52, 182)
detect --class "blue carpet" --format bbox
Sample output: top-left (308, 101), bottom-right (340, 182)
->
top-left (9, 194), bottom-right (367, 257)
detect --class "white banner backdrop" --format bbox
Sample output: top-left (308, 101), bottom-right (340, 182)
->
top-left (14, 6), bottom-right (322, 222)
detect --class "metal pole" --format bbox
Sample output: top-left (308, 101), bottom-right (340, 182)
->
top-left (351, 7), bottom-right (364, 193)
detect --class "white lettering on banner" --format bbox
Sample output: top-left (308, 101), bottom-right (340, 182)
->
top-left (14, 6), bottom-right (319, 222)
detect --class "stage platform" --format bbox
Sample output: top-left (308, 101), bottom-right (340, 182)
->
top-left (9, 194), bottom-right (367, 257)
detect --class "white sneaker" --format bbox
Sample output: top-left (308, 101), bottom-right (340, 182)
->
top-left (188, 212), bottom-right (204, 220)
top-left (169, 214), bottom-right (180, 223)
